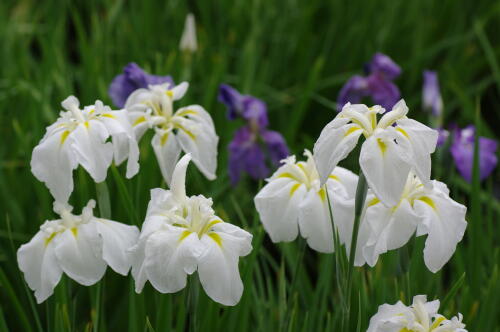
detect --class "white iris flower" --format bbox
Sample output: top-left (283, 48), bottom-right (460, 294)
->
top-left (254, 150), bottom-right (358, 253)
top-left (125, 82), bottom-right (218, 185)
top-left (17, 200), bottom-right (139, 303)
top-left (31, 96), bottom-right (140, 202)
top-left (130, 154), bottom-right (252, 306)
top-left (352, 172), bottom-right (467, 272)
top-left (367, 295), bottom-right (467, 332)
top-left (313, 100), bottom-right (438, 206)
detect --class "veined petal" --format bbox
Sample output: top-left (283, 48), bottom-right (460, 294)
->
top-left (297, 189), bottom-right (333, 253)
top-left (254, 178), bottom-right (307, 243)
top-left (144, 227), bottom-right (203, 293)
top-left (360, 128), bottom-right (412, 207)
top-left (31, 129), bottom-right (78, 202)
top-left (151, 131), bottom-right (182, 186)
top-left (313, 117), bottom-right (363, 185)
top-left (17, 230), bottom-right (63, 303)
top-left (53, 222), bottom-right (107, 285)
top-left (173, 106), bottom-right (218, 180)
top-left (94, 219), bottom-right (139, 275)
top-left (197, 230), bottom-right (250, 306)
top-left (413, 183), bottom-right (467, 273)
top-left (72, 122), bottom-right (114, 183)
top-left (396, 119), bottom-right (438, 186)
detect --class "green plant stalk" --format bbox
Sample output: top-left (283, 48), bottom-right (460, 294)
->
top-left (344, 171), bottom-right (368, 332)
top-left (187, 273), bottom-right (199, 332)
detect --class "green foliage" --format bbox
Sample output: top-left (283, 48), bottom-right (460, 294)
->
top-left (1, 0), bottom-right (499, 331)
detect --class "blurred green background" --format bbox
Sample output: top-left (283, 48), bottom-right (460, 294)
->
top-left (0, 0), bottom-right (499, 331)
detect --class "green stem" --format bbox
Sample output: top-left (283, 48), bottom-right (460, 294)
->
top-left (285, 238), bottom-right (307, 330)
top-left (187, 273), bottom-right (199, 332)
top-left (344, 171), bottom-right (368, 332)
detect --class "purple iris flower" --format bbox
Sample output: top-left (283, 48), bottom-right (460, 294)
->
top-left (219, 84), bottom-right (289, 184)
top-left (436, 127), bottom-right (450, 147)
top-left (337, 53), bottom-right (401, 111)
top-left (109, 63), bottom-right (174, 108)
top-left (450, 125), bottom-right (498, 182)
top-left (423, 70), bottom-right (443, 117)
top-left (218, 84), bottom-right (269, 128)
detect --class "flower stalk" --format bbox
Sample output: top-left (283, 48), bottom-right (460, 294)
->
top-left (344, 170), bottom-right (368, 331)
top-left (187, 273), bottom-right (199, 332)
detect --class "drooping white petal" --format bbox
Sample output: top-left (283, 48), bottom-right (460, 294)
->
top-left (31, 129), bottom-right (79, 202)
top-left (362, 198), bottom-right (418, 266)
top-left (413, 186), bottom-right (467, 273)
top-left (130, 216), bottom-right (165, 293)
top-left (297, 189), bottom-right (333, 253)
top-left (71, 122), bottom-right (114, 183)
top-left (197, 229), bottom-right (251, 306)
top-left (151, 131), bottom-right (182, 186)
top-left (395, 118), bottom-right (438, 186)
top-left (173, 106), bottom-right (218, 180)
top-left (53, 222), bottom-right (107, 285)
top-left (170, 154), bottom-right (192, 201)
top-left (360, 128), bottom-right (412, 207)
top-left (254, 178), bottom-right (307, 243)
top-left (17, 229), bottom-right (63, 304)
top-left (144, 227), bottom-right (204, 293)
top-left (313, 117), bottom-right (363, 185)
top-left (98, 109), bottom-right (140, 179)
top-left (94, 219), bottom-right (139, 275)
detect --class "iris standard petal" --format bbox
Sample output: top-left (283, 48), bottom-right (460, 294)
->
top-left (144, 228), bottom-right (203, 293)
top-left (359, 128), bottom-right (412, 207)
top-left (297, 189), bottom-right (333, 253)
top-left (53, 223), bottom-right (107, 285)
top-left (254, 178), bottom-right (307, 242)
top-left (413, 187), bottom-right (467, 273)
top-left (94, 219), bottom-right (140, 275)
top-left (197, 232), bottom-right (248, 306)
top-left (30, 129), bottom-right (79, 202)
top-left (395, 118), bottom-right (438, 186)
top-left (313, 117), bottom-right (363, 185)
top-left (17, 230), bottom-right (63, 304)
top-left (71, 122), bottom-right (114, 183)
top-left (151, 131), bottom-right (182, 186)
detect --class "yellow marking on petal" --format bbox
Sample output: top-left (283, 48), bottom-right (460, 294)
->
top-left (344, 126), bottom-right (361, 137)
top-left (71, 227), bottom-right (78, 237)
top-left (133, 116), bottom-right (146, 126)
top-left (208, 233), bottom-right (223, 247)
top-left (173, 223), bottom-right (188, 228)
top-left (328, 175), bottom-right (339, 181)
top-left (430, 316), bottom-right (447, 330)
top-left (201, 219), bottom-right (222, 235)
top-left (398, 328), bottom-right (413, 332)
top-left (101, 113), bottom-right (116, 119)
top-left (160, 132), bottom-right (169, 146)
top-left (289, 183), bottom-right (302, 197)
top-left (179, 230), bottom-right (192, 243)
top-left (44, 233), bottom-right (57, 246)
top-left (418, 196), bottom-right (437, 211)
top-left (318, 188), bottom-right (326, 202)
top-left (367, 197), bottom-right (380, 207)
top-left (396, 127), bottom-right (410, 139)
top-left (88, 109), bottom-right (95, 115)
top-left (175, 123), bottom-right (196, 140)
top-left (278, 172), bottom-right (299, 181)
top-left (60, 130), bottom-right (70, 145)
top-left (377, 138), bottom-right (387, 155)
top-left (297, 163), bottom-right (308, 174)
top-left (166, 90), bottom-right (174, 98)
top-left (84, 121), bottom-right (89, 128)
top-left (176, 109), bottom-right (198, 117)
